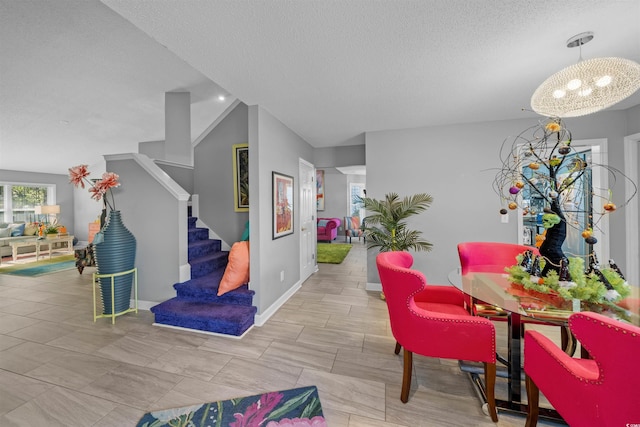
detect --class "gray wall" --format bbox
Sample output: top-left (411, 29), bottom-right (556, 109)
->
top-left (105, 155), bottom-right (189, 302)
top-left (317, 168), bottom-right (347, 225)
top-left (156, 162), bottom-right (194, 194)
top-left (313, 145), bottom-right (367, 234)
top-left (71, 161), bottom-right (106, 242)
top-left (627, 105), bottom-right (640, 135)
top-left (0, 169), bottom-right (74, 234)
top-left (624, 105), bottom-right (640, 283)
top-left (313, 145), bottom-right (365, 169)
top-left (249, 105), bottom-right (314, 314)
top-left (365, 109), bottom-right (639, 286)
top-left (194, 103), bottom-right (249, 245)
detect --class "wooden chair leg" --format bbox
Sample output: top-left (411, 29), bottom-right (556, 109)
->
top-left (394, 341), bottom-right (401, 355)
top-left (525, 375), bottom-right (540, 427)
top-left (484, 362), bottom-right (498, 422)
top-left (400, 349), bottom-right (412, 403)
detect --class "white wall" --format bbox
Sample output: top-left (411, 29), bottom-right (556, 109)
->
top-left (365, 110), bottom-right (638, 286)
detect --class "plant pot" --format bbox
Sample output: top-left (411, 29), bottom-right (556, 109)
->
top-left (94, 210), bottom-right (136, 315)
top-left (46, 233), bottom-right (58, 240)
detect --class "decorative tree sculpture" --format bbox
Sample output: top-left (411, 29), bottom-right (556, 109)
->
top-left (494, 117), bottom-right (636, 298)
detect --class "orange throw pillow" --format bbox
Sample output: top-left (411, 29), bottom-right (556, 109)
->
top-left (218, 241), bottom-right (250, 296)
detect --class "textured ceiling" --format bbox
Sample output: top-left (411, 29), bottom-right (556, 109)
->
top-left (2, 0), bottom-right (640, 175)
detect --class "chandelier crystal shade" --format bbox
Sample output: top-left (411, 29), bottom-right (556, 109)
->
top-left (531, 32), bottom-right (640, 118)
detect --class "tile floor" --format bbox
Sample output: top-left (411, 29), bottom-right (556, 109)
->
top-left (0, 244), bottom-right (566, 426)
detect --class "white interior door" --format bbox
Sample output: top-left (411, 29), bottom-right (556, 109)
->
top-left (299, 158), bottom-right (317, 282)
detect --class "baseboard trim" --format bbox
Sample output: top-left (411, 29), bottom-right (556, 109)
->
top-left (152, 322), bottom-right (253, 339)
top-left (254, 280), bottom-right (302, 326)
top-left (365, 281), bottom-right (382, 292)
top-left (137, 300), bottom-right (155, 311)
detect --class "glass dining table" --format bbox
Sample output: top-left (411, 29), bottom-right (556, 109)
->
top-left (449, 268), bottom-right (640, 420)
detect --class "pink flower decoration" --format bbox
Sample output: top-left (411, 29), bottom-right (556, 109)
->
top-left (68, 165), bottom-right (121, 211)
top-left (230, 392), bottom-right (284, 427)
top-left (89, 185), bottom-right (104, 201)
top-left (265, 416), bottom-right (327, 427)
top-left (68, 164), bottom-right (90, 188)
top-left (97, 172), bottom-right (120, 190)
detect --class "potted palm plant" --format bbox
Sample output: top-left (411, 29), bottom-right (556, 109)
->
top-left (357, 192), bottom-right (434, 300)
top-left (358, 192), bottom-right (433, 252)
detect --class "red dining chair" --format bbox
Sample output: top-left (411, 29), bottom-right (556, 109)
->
top-left (457, 242), bottom-right (574, 352)
top-left (457, 241), bottom-right (539, 276)
top-left (524, 312), bottom-right (640, 427)
top-left (457, 241), bottom-right (539, 316)
top-left (376, 251), bottom-right (498, 421)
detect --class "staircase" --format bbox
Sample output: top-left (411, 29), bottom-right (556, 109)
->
top-left (150, 214), bottom-right (256, 337)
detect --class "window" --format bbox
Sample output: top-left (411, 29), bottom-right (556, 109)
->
top-left (349, 183), bottom-right (366, 218)
top-left (0, 183), bottom-right (55, 223)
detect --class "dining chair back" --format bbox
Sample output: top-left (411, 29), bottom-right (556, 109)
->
top-left (457, 241), bottom-right (573, 351)
top-left (524, 312), bottom-right (640, 426)
top-left (376, 251), bottom-right (498, 421)
top-left (457, 241), bottom-right (538, 275)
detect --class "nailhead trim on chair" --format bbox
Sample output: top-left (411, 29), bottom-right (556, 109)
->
top-left (388, 262), bottom-right (497, 361)
top-left (559, 313), bottom-right (640, 385)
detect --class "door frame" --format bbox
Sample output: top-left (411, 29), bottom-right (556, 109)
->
top-left (624, 133), bottom-right (640, 286)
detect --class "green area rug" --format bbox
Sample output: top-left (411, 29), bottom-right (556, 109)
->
top-left (0, 255), bottom-right (76, 276)
top-left (317, 243), bottom-right (352, 264)
top-left (136, 385), bottom-right (326, 427)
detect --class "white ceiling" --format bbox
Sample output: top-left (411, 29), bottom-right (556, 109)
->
top-left (2, 0), bottom-right (639, 175)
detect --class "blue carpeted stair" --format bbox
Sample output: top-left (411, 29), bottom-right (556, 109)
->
top-left (150, 215), bottom-right (256, 336)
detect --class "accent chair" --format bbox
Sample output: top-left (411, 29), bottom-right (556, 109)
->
top-left (376, 251), bottom-right (498, 422)
top-left (344, 216), bottom-right (363, 243)
top-left (524, 312), bottom-right (640, 427)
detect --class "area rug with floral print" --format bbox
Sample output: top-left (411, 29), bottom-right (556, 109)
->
top-left (136, 385), bottom-right (327, 427)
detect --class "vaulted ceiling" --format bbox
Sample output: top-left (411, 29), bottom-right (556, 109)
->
top-left (2, 0), bottom-right (639, 175)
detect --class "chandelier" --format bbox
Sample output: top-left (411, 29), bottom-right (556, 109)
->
top-left (531, 32), bottom-right (640, 118)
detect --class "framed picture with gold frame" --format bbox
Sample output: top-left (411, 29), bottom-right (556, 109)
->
top-left (232, 143), bottom-right (249, 212)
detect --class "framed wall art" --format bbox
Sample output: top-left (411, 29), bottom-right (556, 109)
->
top-left (316, 169), bottom-right (325, 211)
top-left (272, 171), bottom-right (294, 239)
top-left (232, 143), bottom-right (249, 212)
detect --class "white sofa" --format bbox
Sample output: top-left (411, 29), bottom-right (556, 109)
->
top-left (0, 223), bottom-right (39, 258)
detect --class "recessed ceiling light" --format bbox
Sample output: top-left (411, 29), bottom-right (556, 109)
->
top-left (218, 95), bottom-right (226, 102)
